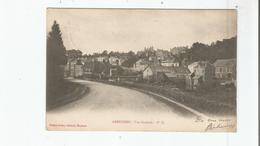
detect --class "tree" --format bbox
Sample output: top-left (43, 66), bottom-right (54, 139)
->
top-left (102, 50), bottom-right (108, 56)
top-left (189, 36), bottom-right (237, 62)
top-left (109, 51), bottom-right (114, 56)
top-left (93, 61), bottom-right (105, 74)
top-left (127, 51), bottom-right (135, 57)
top-left (144, 46), bottom-right (155, 57)
top-left (47, 20), bottom-right (67, 67)
top-left (47, 20), bottom-right (67, 98)
top-left (66, 49), bottom-right (82, 58)
top-left (190, 42), bottom-right (210, 61)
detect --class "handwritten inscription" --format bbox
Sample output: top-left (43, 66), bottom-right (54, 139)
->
top-left (205, 123), bottom-right (235, 131)
top-left (194, 117), bottom-right (235, 131)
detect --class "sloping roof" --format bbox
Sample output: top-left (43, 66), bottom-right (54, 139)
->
top-left (188, 62), bottom-right (197, 67)
top-left (149, 65), bottom-right (190, 74)
top-left (150, 65), bottom-right (174, 72)
top-left (213, 58), bottom-right (236, 66)
top-left (136, 59), bottom-right (149, 65)
top-left (161, 59), bottom-right (179, 63)
top-left (121, 58), bottom-right (139, 67)
top-left (188, 61), bottom-right (211, 67)
top-left (172, 67), bottom-right (191, 74)
top-left (121, 66), bottom-right (140, 75)
top-left (164, 72), bottom-right (176, 78)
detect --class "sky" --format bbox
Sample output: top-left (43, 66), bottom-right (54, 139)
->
top-left (47, 9), bottom-right (237, 55)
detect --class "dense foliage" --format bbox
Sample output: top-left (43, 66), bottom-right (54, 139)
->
top-left (47, 21), bottom-right (67, 99)
top-left (189, 36), bottom-right (237, 62)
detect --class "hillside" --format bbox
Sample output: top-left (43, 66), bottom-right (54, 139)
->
top-left (188, 36), bottom-right (237, 62)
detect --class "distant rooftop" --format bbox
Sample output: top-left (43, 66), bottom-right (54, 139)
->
top-left (213, 58), bottom-right (236, 66)
top-left (149, 65), bottom-right (190, 74)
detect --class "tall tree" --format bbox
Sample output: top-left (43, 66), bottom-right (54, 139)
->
top-left (47, 21), bottom-right (67, 98)
top-left (47, 20), bottom-right (67, 66)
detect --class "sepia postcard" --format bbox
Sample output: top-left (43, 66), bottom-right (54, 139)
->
top-left (46, 8), bottom-right (237, 132)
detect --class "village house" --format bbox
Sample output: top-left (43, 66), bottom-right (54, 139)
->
top-left (108, 65), bottom-right (124, 77)
top-left (160, 59), bottom-right (180, 67)
top-left (120, 66), bottom-right (140, 76)
top-left (107, 66), bottom-right (141, 82)
top-left (132, 59), bottom-right (150, 72)
top-left (155, 49), bottom-right (171, 61)
top-left (108, 56), bottom-right (120, 65)
top-left (213, 58), bottom-right (236, 80)
top-left (65, 59), bottom-right (84, 78)
top-left (143, 65), bottom-right (190, 84)
top-left (185, 61), bottom-right (215, 90)
top-left (74, 60), bottom-right (84, 77)
top-left (95, 55), bottom-right (109, 62)
top-left (181, 58), bottom-right (190, 68)
top-left (148, 56), bottom-right (161, 66)
top-left (87, 56), bottom-right (96, 62)
top-left (78, 56), bottom-right (86, 62)
top-left (188, 61), bottom-right (215, 82)
top-left (108, 56), bottom-right (127, 66)
top-left (82, 61), bottom-right (94, 77)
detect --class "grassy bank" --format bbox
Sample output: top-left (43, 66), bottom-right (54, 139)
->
top-left (89, 79), bottom-right (236, 116)
top-left (46, 80), bottom-right (89, 110)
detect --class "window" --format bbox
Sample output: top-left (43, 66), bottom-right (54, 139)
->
top-left (228, 67), bottom-right (232, 72)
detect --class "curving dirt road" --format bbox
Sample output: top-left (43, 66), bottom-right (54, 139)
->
top-left (46, 79), bottom-right (234, 131)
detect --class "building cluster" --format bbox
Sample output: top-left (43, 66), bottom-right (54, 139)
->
top-left (64, 49), bottom-right (236, 90)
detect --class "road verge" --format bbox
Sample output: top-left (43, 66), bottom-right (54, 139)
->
top-left (46, 81), bottom-right (89, 111)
